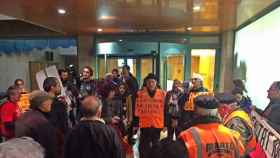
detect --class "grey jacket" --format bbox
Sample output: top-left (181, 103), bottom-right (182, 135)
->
top-left (264, 100), bottom-right (280, 133)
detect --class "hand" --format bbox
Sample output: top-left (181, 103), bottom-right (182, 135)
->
top-left (111, 116), bottom-right (120, 124)
top-left (162, 127), bottom-right (168, 132)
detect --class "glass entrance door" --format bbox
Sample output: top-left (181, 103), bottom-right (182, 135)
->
top-left (97, 56), bottom-right (153, 85)
top-left (191, 49), bottom-right (216, 91)
top-left (166, 54), bottom-right (184, 90)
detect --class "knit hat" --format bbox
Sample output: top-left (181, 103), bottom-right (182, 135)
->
top-left (29, 90), bottom-right (53, 110)
top-left (145, 73), bottom-right (158, 81)
top-left (194, 95), bottom-right (219, 109)
top-left (215, 93), bottom-right (237, 104)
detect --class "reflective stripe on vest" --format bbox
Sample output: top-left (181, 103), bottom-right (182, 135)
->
top-left (189, 128), bottom-right (203, 158)
top-left (180, 124), bottom-right (244, 158)
top-left (224, 109), bottom-right (257, 153)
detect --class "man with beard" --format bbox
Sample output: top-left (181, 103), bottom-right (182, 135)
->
top-left (79, 66), bottom-right (97, 98)
top-left (135, 73), bottom-right (166, 158)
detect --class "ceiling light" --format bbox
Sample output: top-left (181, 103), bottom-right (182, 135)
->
top-left (97, 28), bottom-right (103, 32)
top-left (193, 5), bottom-right (201, 12)
top-left (119, 39), bottom-right (123, 42)
top-left (187, 27), bottom-right (192, 31)
top-left (58, 9), bottom-right (66, 14)
top-left (99, 15), bottom-right (116, 20)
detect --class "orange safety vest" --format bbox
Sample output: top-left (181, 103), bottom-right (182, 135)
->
top-left (135, 88), bottom-right (166, 128)
top-left (180, 123), bottom-right (245, 158)
top-left (223, 109), bottom-right (257, 153)
top-left (17, 91), bottom-right (30, 112)
top-left (184, 91), bottom-right (210, 111)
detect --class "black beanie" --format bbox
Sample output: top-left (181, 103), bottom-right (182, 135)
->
top-left (145, 73), bottom-right (158, 81)
top-left (215, 93), bottom-right (237, 104)
top-left (194, 95), bottom-right (219, 109)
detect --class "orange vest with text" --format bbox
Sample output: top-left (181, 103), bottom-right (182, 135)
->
top-left (223, 109), bottom-right (257, 153)
top-left (179, 123), bottom-right (245, 158)
top-left (135, 88), bottom-right (165, 128)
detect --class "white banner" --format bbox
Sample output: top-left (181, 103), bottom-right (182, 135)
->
top-left (35, 70), bottom-right (47, 91)
top-left (252, 111), bottom-right (280, 158)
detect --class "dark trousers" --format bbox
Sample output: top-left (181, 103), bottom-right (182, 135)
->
top-left (139, 128), bottom-right (161, 158)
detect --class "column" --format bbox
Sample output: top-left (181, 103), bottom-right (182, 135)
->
top-left (77, 35), bottom-right (96, 78)
top-left (219, 30), bottom-right (234, 92)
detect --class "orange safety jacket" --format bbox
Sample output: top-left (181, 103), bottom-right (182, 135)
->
top-left (179, 123), bottom-right (245, 158)
top-left (135, 88), bottom-right (166, 128)
top-left (184, 91), bottom-right (210, 111)
top-left (223, 109), bottom-right (257, 153)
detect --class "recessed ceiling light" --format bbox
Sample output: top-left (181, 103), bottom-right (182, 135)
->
top-left (119, 39), bottom-right (123, 42)
top-left (58, 9), bottom-right (66, 14)
top-left (193, 5), bottom-right (201, 12)
top-left (97, 28), bottom-right (103, 32)
top-left (187, 27), bottom-right (192, 31)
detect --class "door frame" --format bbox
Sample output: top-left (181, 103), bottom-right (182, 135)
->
top-left (96, 54), bottom-right (155, 84)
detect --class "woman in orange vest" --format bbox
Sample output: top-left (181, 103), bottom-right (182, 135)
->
top-left (14, 79), bottom-right (30, 112)
top-left (135, 73), bottom-right (166, 158)
top-left (216, 93), bottom-right (257, 156)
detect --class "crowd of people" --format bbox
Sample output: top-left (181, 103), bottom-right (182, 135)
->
top-left (0, 64), bottom-right (279, 158)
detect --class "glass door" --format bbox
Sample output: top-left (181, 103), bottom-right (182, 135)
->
top-left (166, 54), bottom-right (184, 91)
top-left (191, 49), bottom-right (216, 91)
top-left (140, 57), bottom-right (153, 87)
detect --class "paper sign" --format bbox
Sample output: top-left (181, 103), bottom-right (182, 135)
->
top-left (35, 70), bottom-right (47, 91)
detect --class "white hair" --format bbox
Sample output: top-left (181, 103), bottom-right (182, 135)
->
top-left (0, 137), bottom-right (44, 158)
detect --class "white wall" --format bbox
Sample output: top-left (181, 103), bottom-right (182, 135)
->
top-left (234, 6), bottom-right (280, 109)
top-left (0, 49), bottom-right (66, 91)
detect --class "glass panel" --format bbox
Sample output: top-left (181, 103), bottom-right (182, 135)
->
top-left (127, 59), bottom-right (137, 77)
top-left (191, 49), bottom-right (216, 91)
top-left (166, 54), bottom-right (184, 91)
top-left (140, 58), bottom-right (153, 86)
top-left (98, 58), bottom-right (120, 79)
top-left (98, 58), bottom-right (106, 78)
top-left (107, 58), bottom-right (119, 74)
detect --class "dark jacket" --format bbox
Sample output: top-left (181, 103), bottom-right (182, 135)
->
top-left (164, 90), bottom-right (183, 122)
top-left (101, 98), bottom-right (122, 124)
top-left (79, 79), bottom-right (97, 97)
top-left (263, 99), bottom-right (280, 133)
top-left (50, 98), bottom-right (69, 135)
top-left (15, 110), bottom-right (59, 158)
top-left (64, 120), bottom-right (123, 158)
top-left (178, 87), bottom-right (208, 126)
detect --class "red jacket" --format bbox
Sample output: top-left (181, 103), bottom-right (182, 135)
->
top-left (0, 100), bottom-right (21, 139)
